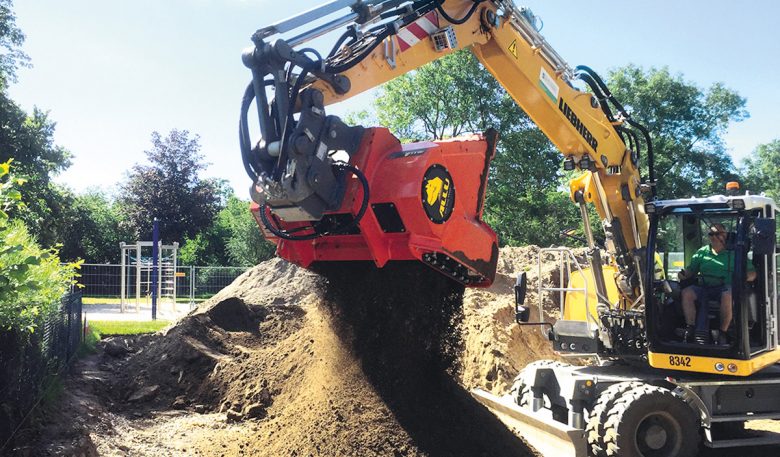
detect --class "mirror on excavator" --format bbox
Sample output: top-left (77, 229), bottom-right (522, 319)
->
top-left (514, 272), bottom-right (530, 323)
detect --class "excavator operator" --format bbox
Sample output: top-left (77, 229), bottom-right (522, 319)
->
top-left (678, 223), bottom-right (756, 345)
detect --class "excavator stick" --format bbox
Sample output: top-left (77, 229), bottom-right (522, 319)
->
top-left (471, 389), bottom-right (587, 457)
top-left (252, 127), bottom-right (500, 287)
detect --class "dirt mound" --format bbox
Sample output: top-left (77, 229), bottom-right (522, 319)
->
top-left (92, 248), bottom-right (556, 456)
top-left (316, 261), bottom-right (530, 456)
top-left (460, 246), bottom-right (586, 393)
top-left (20, 247), bottom-right (780, 457)
top-left (206, 256), bottom-right (322, 307)
top-left (96, 255), bottom-right (540, 456)
top-left (23, 247), bottom-right (568, 456)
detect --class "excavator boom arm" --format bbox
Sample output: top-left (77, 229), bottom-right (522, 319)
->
top-left (241, 0), bottom-right (652, 301)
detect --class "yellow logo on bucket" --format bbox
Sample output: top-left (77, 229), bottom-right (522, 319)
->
top-left (421, 164), bottom-right (455, 224)
top-left (425, 177), bottom-right (443, 206)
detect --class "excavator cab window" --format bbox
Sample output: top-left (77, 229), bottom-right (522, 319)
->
top-left (647, 207), bottom-right (770, 359)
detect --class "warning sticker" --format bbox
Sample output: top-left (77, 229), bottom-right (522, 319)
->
top-left (508, 40), bottom-right (518, 59)
top-left (539, 67), bottom-right (559, 103)
top-left (396, 11), bottom-right (439, 52)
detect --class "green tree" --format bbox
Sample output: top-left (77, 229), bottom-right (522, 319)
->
top-left (179, 228), bottom-right (230, 267)
top-left (0, 93), bottom-right (72, 248)
top-left (120, 130), bottom-right (223, 243)
top-left (0, 1), bottom-right (71, 247)
top-left (179, 194), bottom-right (275, 266)
top-left (221, 195), bottom-right (275, 266)
top-left (0, 160), bottom-right (79, 332)
top-left (58, 190), bottom-right (131, 263)
top-left (607, 65), bottom-right (747, 198)
top-left (742, 139), bottom-right (780, 201)
top-left (0, 0), bottom-right (30, 84)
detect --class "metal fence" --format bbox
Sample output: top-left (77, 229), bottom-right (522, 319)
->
top-left (0, 291), bottom-right (83, 448)
top-left (177, 266), bottom-right (248, 302)
top-left (78, 263), bottom-right (123, 298)
top-left (77, 264), bottom-right (248, 304)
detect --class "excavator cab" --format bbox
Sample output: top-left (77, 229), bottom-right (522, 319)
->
top-left (644, 194), bottom-right (779, 376)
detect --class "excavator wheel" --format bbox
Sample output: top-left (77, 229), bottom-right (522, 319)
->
top-left (515, 383), bottom-right (532, 408)
top-left (586, 381), bottom-right (643, 457)
top-left (510, 375), bottom-right (531, 408)
top-left (511, 359), bottom-right (571, 404)
top-left (511, 360), bottom-right (570, 422)
top-left (602, 385), bottom-right (700, 457)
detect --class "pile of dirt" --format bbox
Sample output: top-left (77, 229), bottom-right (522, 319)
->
top-left (22, 246), bottom-right (780, 457)
top-left (459, 246), bottom-right (589, 393)
top-left (103, 254), bottom-right (542, 456)
top-left (21, 247), bottom-right (571, 456)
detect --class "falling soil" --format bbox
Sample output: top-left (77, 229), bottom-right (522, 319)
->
top-left (10, 247), bottom-right (780, 456)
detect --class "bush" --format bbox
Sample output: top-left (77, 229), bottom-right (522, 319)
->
top-left (0, 160), bottom-right (80, 333)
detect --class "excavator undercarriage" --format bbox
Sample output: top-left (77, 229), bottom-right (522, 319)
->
top-left (474, 361), bottom-right (780, 457)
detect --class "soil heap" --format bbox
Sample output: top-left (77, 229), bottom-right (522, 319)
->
top-left (21, 246), bottom-right (779, 457)
top-left (25, 246), bottom-right (568, 456)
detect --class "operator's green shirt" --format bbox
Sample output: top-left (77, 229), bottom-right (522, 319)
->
top-left (686, 245), bottom-right (755, 287)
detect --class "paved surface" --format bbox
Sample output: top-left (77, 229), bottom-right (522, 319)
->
top-left (83, 301), bottom-right (195, 322)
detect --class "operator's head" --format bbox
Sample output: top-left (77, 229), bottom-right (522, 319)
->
top-left (708, 223), bottom-right (727, 249)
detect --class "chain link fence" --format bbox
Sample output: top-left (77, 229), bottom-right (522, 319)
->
top-left (178, 266), bottom-right (248, 302)
top-left (78, 264), bottom-right (248, 306)
top-left (78, 264), bottom-right (122, 299)
top-left (0, 291), bottom-right (83, 448)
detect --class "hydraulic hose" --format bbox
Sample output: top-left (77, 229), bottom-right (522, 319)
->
top-left (575, 65), bottom-right (629, 118)
top-left (259, 163), bottom-right (371, 241)
top-left (299, 47), bottom-right (323, 61)
top-left (625, 118), bottom-right (656, 199)
top-left (239, 80), bottom-right (274, 182)
top-left (325, 0), bottom-right (446, 74)
top-left (615, 125), bottom-right (640, 168)
top-left (434, 0), bottom-right (484, 25)
top-left (574, 71), bottom-right (615, 122)
top-left (575, 65), bottom-right (656, 198)
top-left (325, 28), bottom-right (393, 74)
top-left (273, 61), bottom-right (319, 181)
top-left (615, 125), bottom-right (634, 153)
top-left (239, 87), bottom-right (258, 182)
top-left (328, 28), bottom-right (358, 58)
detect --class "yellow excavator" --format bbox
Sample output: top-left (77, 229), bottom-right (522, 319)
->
top-left (238, 1), bottom-right (780, 455)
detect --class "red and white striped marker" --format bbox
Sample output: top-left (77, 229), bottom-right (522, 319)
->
top-left (396, 11), bottom-right (440, 52)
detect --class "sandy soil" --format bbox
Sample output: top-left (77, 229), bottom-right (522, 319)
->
top-left (9, 248), bottom-right (780, 456)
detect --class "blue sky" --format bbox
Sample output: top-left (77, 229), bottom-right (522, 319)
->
top-left (10, 0), bottom-right (780, 196)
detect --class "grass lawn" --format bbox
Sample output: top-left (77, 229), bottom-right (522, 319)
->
top-left (79, 319), bottom-right (170, 355)
top-left (89, 320), bottom-right (170, 336)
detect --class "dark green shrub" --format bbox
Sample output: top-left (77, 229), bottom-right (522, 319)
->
top-left (0, 160), bottom-right (80, 332)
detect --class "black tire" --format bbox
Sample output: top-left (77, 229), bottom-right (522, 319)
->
top-left (603, 385), bottom-right (700, 457)
top-left (586, 381), bottom-right (643, 457)
top-left (510, 360), bottom-right (570, 421)
top-left (509, 372), bottom-right (531, 408)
